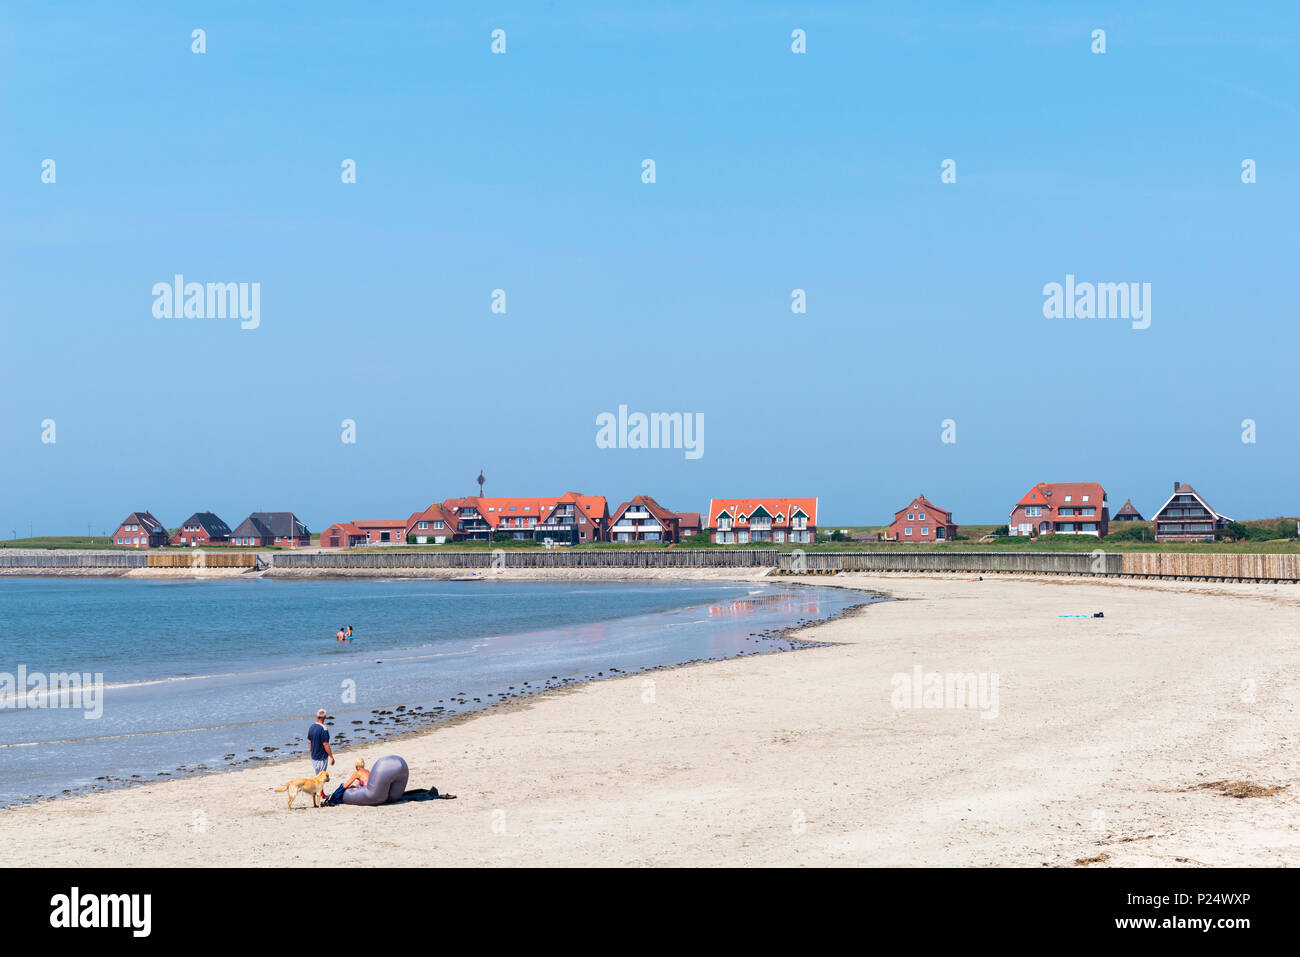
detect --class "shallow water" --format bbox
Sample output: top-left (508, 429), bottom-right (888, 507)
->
top-left (0, 577), bottom-right (866, 805)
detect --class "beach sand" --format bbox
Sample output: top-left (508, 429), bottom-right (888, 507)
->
top-left (3, 573), bottom-right (1297, 867)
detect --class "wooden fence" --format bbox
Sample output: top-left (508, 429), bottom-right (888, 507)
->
top-left (2, 549), bottom-right (1297, 582)
top-left (775, 551), bottom-right (1124, 575)
top-left (0, 550), bottom-right (147, 568)
top-left (147, 552), bottom-right (258, 568)
top-left (1119, 552), bottom-right (1300, 581)
top-left (270, 549), bottom-right (783, 569)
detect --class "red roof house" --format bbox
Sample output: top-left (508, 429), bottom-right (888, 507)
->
top-left (320, 519), bottom-right (408, 548)
top-left (442, 493), bottom-right (608, 543)
top-left (1008, 482), bottom-right (1109, 537)
top-left (608, 495), bottom-right (683, 543)
top-left (887, 495), bottom-right (958, 543)
top-left (707, 498), bottom-right (818, 544)
top-left (405, 504), bottom-right (456, 544)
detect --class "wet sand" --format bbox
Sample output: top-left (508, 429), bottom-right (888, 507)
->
top-left (2, 573), bottom-right (1297, 866)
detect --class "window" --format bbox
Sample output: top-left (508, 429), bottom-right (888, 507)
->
top-left (433, 521), bottom-right (443, 529)
top-left (922, 527), bottom-right (929, 535)
top-left (918, 512), bottom-right (926, 521)
top-left (1027, 507), bottom-right (1042, 517)
top-left (907, 513), bottom-right (914, 521)
top-left (905, 527), bottom-right (913, 536)
top-left (1082, 495), bottom-right (1090, 502)
top-left (418, 521), bottom-right (428, 529)
top-left (1064, 495), bottom-right (1072, 502)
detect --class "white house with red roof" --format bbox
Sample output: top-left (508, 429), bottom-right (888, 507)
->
top-left (1008, 482), bottom-right (1109, 537)
top-left (707, 498), bottom-right (818, 544)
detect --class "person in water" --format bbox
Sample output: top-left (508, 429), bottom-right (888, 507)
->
top-left (336, 626), bottom-right (346, 643)
top-left (343, 759), bottom-right (369, 789)
top-left (345, 625), bottom-right (353, 641)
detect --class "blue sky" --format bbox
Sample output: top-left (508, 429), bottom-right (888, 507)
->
top-left (2, 2), bottom-right (1297, 534)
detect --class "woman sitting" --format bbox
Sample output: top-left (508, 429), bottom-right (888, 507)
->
top-left (343, 759), bottom-right (369, 789)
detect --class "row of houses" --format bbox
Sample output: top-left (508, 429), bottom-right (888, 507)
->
top-left (112, 511), bottom-right (310, 548)
top-left (323, 493), bottom-right (712, 547)
top-left (110, 481), bottom-right (1234, 549)
top-left (874, 480), bottom-right (1233, 544)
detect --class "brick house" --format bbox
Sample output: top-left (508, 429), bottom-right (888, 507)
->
top-left (229, 512), bottom-right (310, 547)
top-left (673, 512), bottom-right (702, 538)
top-left (708, 498), bottom-right (817, 544)
top-left (112, 511), bottom-right (169, 548)
top-left (888, 495), bottom-right (958, 543)
top-left (1008, 482), bottom-right (1109, 537)
top-left (1152, 482), bottom-right (1232, 542)
top-left (172, 512), bottom-right (232, 546)
top-left (320, 519), bottom-right (407, 547)
top-left (404, 504), bottom-right (456, 545)
top-left (607, 495), bottom-right (683, 543)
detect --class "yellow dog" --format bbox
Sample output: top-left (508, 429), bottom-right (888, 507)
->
top-left (273, 768), bottom-right (330, 809)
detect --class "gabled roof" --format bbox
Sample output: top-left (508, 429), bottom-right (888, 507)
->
top-left (1114, 499), bottom-right (1143, 518)
top-left (1013, 482), bottom-right (1106, 512)
top-left (231, 515), bottom-right (274, 539)
top-left (609, 495), bottom-right (678, 528)
top-left (180, 512), bottom-right (231, 536)
top-left (443, 494), bottom-right (607, 528)
top-left (323, 521), bottom-right (366, 538)
top-left (1152, 484), bottom-right (1232, 523)
top-left (672, 511), bottom-right (702, 530)
top-left (120, 511), bottom-right (166, 535)
top-left (406, 503), bottom-right (455, 533)
top-left (892, 495), bottom-right (953, 523)
top-left (245, 512), bottom-right (308, 538)
top-left (707, 498), bottom-right (818, 526)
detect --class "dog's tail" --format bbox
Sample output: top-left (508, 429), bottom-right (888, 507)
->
top-left (272, 784), bottom-right (289, 792)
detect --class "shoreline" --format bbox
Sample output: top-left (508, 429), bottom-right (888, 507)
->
top-left (2, 576), bottom-right (877, 808)
top-left (3, 572), bottom-right (1296, 867)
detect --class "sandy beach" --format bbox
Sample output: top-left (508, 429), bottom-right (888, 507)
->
top-left (3, 572), bottom-right (1297, 867)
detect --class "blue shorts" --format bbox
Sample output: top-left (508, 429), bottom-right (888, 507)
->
top-left (312, 757), bottom-right (329, 774)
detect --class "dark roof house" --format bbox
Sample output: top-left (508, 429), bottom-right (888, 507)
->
top-left (230, 511), bottom-right (309, 545)
top-left (1152, 482), bottom-right (1231, 542)
top-left (1112, 499), bottom-right (1144, 522)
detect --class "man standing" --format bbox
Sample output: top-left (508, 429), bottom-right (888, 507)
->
top-left (308, 708), bottom-right (334, 776)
